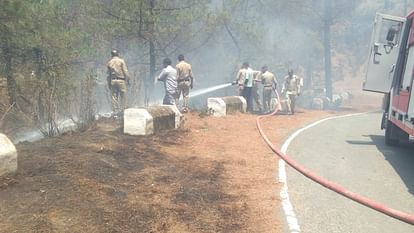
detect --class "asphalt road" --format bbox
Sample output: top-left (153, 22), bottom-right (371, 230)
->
top-left (285, 112), bottom-right (414, 233)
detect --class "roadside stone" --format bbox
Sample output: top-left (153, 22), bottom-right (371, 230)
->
top-left (341, 92), bottom-right (350, 101)
top-left (280, 99), bottom-right (290, 112)
top-left (124, 108), bottom-right (154, 135)
top-left (312, 98), bottom-right (324, 110)
top-left (207, 96), bottom-right (246, 117)
top-left (0, 133), bottom-right (18, 177)
top-left (331, 94), bottom-right (343, 108)
top-left (124, 105), bottom-right (182, 136)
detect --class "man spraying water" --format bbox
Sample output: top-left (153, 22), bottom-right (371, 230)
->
top-left (235, 62), bottom-right (261, 113)
top-left (175, 54), bottom-right (194, 113)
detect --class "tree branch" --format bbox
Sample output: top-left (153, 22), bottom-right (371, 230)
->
top-left (223, 19), bottom-right (241, 59)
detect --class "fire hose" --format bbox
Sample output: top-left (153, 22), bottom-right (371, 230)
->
top-left (255, 93), bottom-right (414, 225)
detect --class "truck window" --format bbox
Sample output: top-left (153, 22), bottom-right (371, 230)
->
top-left (378, 20), bottom-right (403, 46)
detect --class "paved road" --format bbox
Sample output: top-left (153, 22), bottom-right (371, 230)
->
top-left (286, 112), bottom-right (414, 233)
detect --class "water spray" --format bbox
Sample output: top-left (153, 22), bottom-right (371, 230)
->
top-left (189, 82), bottom-right (233, 98)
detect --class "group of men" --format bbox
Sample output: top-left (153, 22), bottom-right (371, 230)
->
top-left (235, 62), bottom-right (302, 114)
top-left (106, 49), bottom-right (194, 115)
top-left (107, 49), bottom-right (302, 116)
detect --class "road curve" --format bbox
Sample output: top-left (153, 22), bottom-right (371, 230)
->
top-left (285, 112), bottom-right (414, 233)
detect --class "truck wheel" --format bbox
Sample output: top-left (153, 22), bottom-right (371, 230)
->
top-left (385, 120), bottom-right (399, 146)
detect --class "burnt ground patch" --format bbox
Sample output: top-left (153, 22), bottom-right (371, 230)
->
top-left (0, 119), bottom-right (248, 233)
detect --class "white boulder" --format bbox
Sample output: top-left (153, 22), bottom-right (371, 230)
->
top-left (124, 108), bottom-right (154, 135)
top-left (0, 133), bottom-right (17, 177)
top-left (208, 96), bottom-right (246, 117)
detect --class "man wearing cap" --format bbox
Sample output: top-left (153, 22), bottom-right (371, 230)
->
top-left (107, 49), bottom-right (130, 116)
top-left (281, 69), bottom-right (302, 114)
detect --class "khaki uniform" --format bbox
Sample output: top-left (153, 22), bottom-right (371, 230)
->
top-left (282, 75), bottom-right (301, 114)
top-left (252, 73), bottom-right (263, 112)
top-left (107, 56), bottom-right (129, 114)
top-left (236, 68), bottom-right (247, 95)
top-left (176, 60), bottom-right (193, 112)
top-left (261, 71), bottom-right (277, 113)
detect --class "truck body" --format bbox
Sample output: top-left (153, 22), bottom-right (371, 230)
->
top-left (364, 12), bottom-right (414, 145)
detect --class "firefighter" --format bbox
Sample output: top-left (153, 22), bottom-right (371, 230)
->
top-left (261, 65), bottom-right (278, 114)
top-left (157, 58), bottom-right (178, 105)
top-left (252, 68), bottom-right (263, 113)
top-left (175, 54), bottom-right (194, 113)
top-left (107, 49), bottom-right (130, 116)
top-left (235, 62), bottom-right (248, 96)
top-left (281, 69), bottom-right (302, 114)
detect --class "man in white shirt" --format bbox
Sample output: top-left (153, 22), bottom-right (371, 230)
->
top-left (236, 62), bottom-right (260, 112)
top-left (157, 58), bottom-right (178, 105)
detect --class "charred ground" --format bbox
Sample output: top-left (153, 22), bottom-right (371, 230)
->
top-left (0, 102), bottom-right (376, 232)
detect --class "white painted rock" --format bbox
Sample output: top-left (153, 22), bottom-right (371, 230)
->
top-left (208, 96), bottom-right (246, 117)
top-left (331, 94), bottom-right (343, 108)
top-left (123, 108), bottom-right (154, 135)
top-left (340, 92), bottom-right (350, 101)
top-left (280, 99), bottom-right (290, 112)
top-left (207, 98), bottom-right (226, 117)
top-left (162, 104), bottom-right (183, 129)
top-left (124, 106), bottom-right (182, 136)
top-left (146, 106), bottom-right (178, 132)
top-left (0, 133), bottom-right (17, 177)
top-left (312, 98), bottom-right (324, 110)
top-left (270, 98), bottom-right (281, 112)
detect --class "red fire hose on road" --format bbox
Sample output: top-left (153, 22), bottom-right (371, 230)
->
top-left (256, 98), bottom-right (414, 225)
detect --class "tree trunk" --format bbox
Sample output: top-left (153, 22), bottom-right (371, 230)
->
top-left (2, 42), bottom-right (17, 105)
top-left (304, 58), bottom-right (313, 90)
top-left (145, 0), bottom-right (156, 106)
top-left (323, 0), bottom-right (333, 101)
top-left (147, 40), bottom-right (156, 106)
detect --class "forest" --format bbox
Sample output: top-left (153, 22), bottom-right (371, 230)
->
top-left (0, 0), bottom-right (412, 136)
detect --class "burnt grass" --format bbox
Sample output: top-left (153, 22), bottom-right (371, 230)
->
top-left (0, 119), bottom-right (248, 233)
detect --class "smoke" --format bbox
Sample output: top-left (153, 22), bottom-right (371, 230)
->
top-left (91, 0), bottom-right (414, 112)
top-left (8, 0), bottom-right (414, 141)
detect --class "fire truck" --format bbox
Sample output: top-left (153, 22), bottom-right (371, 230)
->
top-left (364, 12), bottom-right (414, 146)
